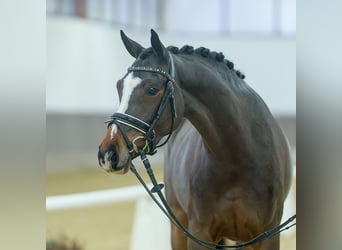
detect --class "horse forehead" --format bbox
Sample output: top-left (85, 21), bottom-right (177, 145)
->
top-left (117, 72), bottom-right (142, 113)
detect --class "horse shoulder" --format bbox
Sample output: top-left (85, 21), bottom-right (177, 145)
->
top-left (165, 119), bottom-right (208, 210)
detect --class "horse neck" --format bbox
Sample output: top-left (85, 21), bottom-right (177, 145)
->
top-left (175, 56), bottom-right (251, 162)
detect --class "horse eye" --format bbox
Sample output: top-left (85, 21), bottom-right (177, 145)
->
top-left (146, 87), bottom-right (159, 96)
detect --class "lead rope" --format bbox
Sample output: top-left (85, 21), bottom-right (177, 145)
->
top-left (130, 151), bottom-right (296, 249)
top-left (130, 150), bottom-right (218, 249)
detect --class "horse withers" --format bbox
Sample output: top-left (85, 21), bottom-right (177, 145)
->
top-left (98, 29), bottom-right (292, 250)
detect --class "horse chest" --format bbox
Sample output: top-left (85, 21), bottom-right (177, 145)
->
top-left (166, 121), bottom-right (238, 212)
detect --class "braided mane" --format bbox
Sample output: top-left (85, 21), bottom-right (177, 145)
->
top-left (139, 45), bottom-right (245, 79)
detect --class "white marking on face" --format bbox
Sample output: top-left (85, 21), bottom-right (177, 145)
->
top-left (110, 124), bottom-right (118, 140)
top-left (110, 73), bottom-right (142, 139)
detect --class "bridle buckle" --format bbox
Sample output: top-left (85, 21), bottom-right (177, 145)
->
top-left (132, 135), bottom-right (151, 154)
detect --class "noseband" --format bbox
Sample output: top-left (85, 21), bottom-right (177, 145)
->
top-left (105, 52), bottom-right (176, 155)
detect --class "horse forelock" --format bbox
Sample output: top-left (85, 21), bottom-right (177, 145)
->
top-left (136, 45), bottom-right (245, 80)
top-left (138, 47), bottom-right (154, 60)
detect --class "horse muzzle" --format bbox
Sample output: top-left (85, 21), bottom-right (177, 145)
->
top-left (98, 145), bottom-right (130, 174)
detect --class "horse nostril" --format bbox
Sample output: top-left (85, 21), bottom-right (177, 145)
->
top-left (98, 144), bottom-right (120, 170)
top-left (105, 149), bottom-right (118, 168)
top-left (111, 151), bottom-right (118, 166)
top-left (98, 150), bottom-right (105, 166)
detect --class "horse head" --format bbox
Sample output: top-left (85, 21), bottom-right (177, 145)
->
top-left (98, 29), bottom-right (184, 174)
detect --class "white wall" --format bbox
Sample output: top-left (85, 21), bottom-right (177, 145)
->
top-left (47, 17), bottom-right (296, 116)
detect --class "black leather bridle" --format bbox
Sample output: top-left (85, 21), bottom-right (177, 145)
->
top-left (106, 52), bottom-right (296, 249)
top-left (105, 52), bottom-right (177, 156)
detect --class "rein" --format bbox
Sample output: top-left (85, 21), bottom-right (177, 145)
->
top-left (108, 53), bottom-right (296, 249)
top-left (130, 153), bottom-right (296, 249)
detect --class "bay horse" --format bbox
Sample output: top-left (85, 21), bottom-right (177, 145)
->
top-left (98, 29), bottom-right (292, 250)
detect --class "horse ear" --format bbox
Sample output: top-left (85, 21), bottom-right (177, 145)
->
top-left (120, 30), bottom-right (144, 58)
top-left (150, 29), bottom-right (167, 60)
